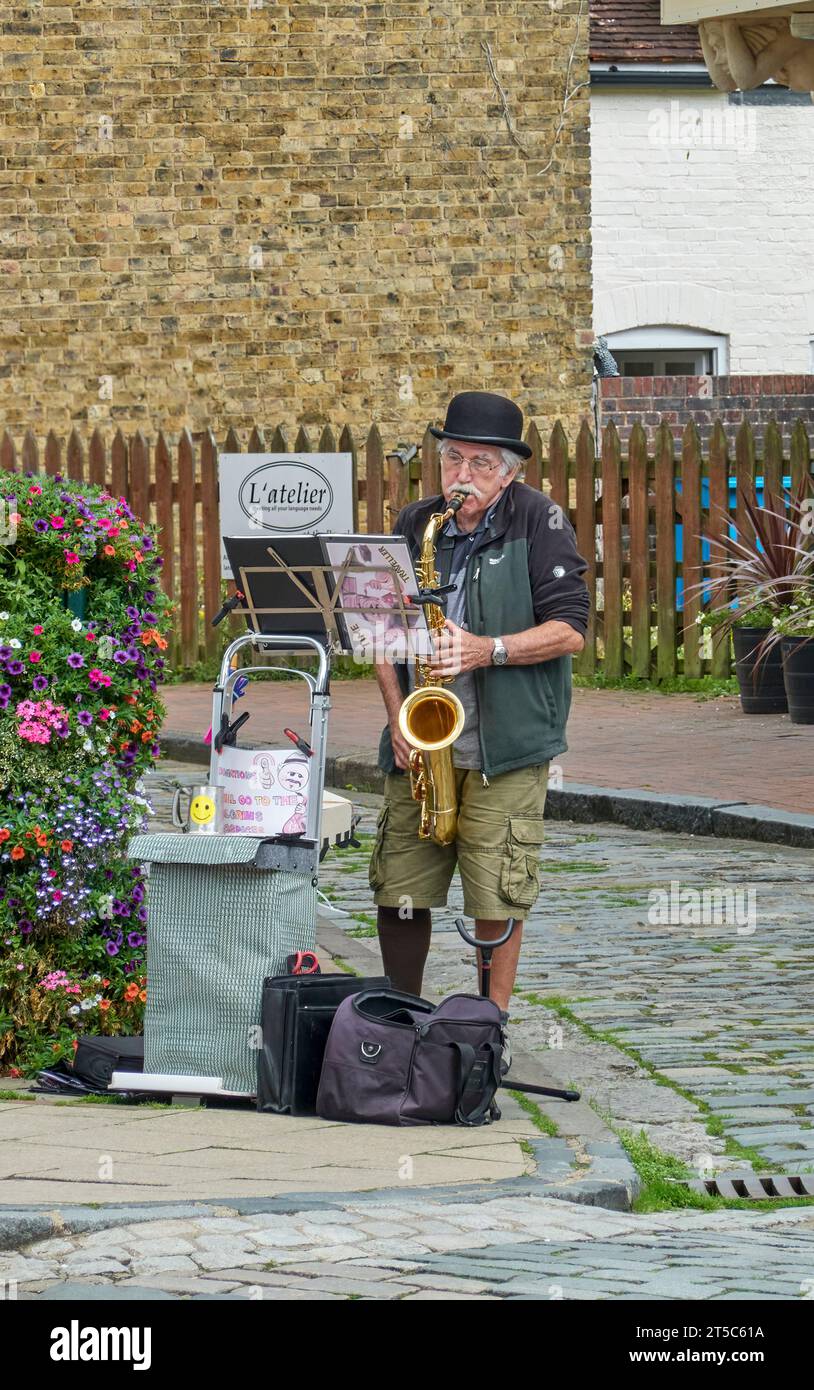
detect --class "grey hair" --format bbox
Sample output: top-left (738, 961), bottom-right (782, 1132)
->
top-left (438, 437), bottom-right (525, 479)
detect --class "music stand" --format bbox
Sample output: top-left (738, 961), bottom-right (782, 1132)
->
top-left (215, 535), bottom-right (429, 854)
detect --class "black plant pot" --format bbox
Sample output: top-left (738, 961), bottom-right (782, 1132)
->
top-left (781, 637), bottom-right (814, 725)
top-left (732, 626), bottom-right (787, 715)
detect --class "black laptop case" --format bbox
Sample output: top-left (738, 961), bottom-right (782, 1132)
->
top-left (257, 972), bottom-right (389, 1115)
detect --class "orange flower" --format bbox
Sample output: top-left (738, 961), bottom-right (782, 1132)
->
top-left (126, 694), bottom-right (137, 706)
top-left (61, 839), bottom-right (73, 852)
top-left (139, 989), bottom-right (147, 1003)
top-left (140, 631), bottom-right (152, 646)
top-left (145, 709), bottom-right (155, 722)
top-left (99, 999), bottom-right (111, 1011)
top-left (124, 983), bottom-right (139, 1001)
top-left (35, 832), bottom-right (49, 849)
top-left (141, 731), bottom-right (152, 743)
top-left (103, 544), bottom-right (115, 557)
top-left (0, 828), bottom-right (9, 843)
top-left (155, 635), bottom-right (168, 651)
top-left (130, 720), bottom-right (142, 734)
top-left (11, 846), bottom-right (25, 861)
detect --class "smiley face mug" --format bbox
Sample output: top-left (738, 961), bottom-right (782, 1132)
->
top-left (171, 784), bottom-right (224, 834)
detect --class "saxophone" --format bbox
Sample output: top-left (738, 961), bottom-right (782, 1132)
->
top-left (397, 493), bottom-right (466, 846)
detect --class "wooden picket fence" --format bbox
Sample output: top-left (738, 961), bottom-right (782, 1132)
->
top-left (1, 416), bottom-right (812, 679)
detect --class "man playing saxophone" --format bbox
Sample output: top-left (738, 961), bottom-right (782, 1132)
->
top-left (369, 391), bottom-right (590, 1070)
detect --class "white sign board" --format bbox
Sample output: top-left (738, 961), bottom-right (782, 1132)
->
top-left (218, 453), bottom-right (354, 578)
top-left (215, 745), bottom-right (312, 837)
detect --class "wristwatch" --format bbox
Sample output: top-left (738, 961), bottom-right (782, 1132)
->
top-left (491, 636), bottom-right (509, 666)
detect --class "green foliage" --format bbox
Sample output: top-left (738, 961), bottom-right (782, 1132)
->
top-left (0, 472), bottom-right (171, 1073)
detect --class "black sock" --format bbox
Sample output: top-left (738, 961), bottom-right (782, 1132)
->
top-left (376, 905), bottom-right (432, 997)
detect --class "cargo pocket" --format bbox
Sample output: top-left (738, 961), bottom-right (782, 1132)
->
top-left (499, 815), bottom-right (544, 910)
top-left (368, 805), bottom-right (390, 891)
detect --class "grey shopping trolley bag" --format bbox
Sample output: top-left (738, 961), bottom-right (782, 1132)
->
top-left (129, 832), bottom-right (317, 1095)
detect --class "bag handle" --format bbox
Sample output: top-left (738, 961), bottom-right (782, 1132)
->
top-left (452, 1041), bottom-right (502, 1127)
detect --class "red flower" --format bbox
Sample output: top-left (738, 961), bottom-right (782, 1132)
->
top-left (10, 846), bottom-right (25, 860)
top-left (0, 828), bottom-right (10, 843)
top-left (61, 839), bottom-right (73, 852)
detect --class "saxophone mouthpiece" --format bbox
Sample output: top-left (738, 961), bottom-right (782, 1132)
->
top-left (449, 492), bottom-right (466, 514)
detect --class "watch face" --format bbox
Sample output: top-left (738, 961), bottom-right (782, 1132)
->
top-left (493, 642), bottom-right (508, 665)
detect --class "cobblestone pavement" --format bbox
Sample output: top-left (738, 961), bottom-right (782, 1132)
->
top-left (8, 766), bottom-right (808, 1301)
top-left (5, 1200), bottom-right (814, 1301)
top-left (314, 792), bottom-right (814, 1177)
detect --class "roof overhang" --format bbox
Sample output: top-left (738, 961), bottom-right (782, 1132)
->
top-left (661, 0), bottom-right (814, 26)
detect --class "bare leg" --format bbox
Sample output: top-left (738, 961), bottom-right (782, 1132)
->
top-left (474, 918), bottom-right (524, 1012)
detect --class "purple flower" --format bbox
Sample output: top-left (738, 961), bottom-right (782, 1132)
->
top-left (32, 674), bottom-right (49, 692)
top-left (0, 695), bottom-right (9, 710)
top-left (0, 683), bottom-right (10, 697)
top-left (78, 710), bottom-right (93, 726)
top-left (126, 606), bottom-right (139, 620)
top-left (67, 652), bottom-right (85, 669)
top-left (18, 919), bottom-right (32, 934)
top-left (33, 518), bottom-right (49, 533)
top-left (105, 941), bottom-right (119, 956)
top-left (137, 906), bottom-right (148, 922)
top-left (131, 884), bottom-right (145, 903)
top-left (7, 661), bottom-right (23, 676)
top-left (113, 651), bottom-right (129, 664)
top-left (127, 932), bottom-right (145, 949)
top-left (0, 647), bottom-right (10, 660)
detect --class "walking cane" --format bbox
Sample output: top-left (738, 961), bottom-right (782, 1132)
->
top-left (455, 917), bottom-right (580, 1103)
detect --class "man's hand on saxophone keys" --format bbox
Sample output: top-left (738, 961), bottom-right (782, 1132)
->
top-left (427, 618), bottom-right (493, 680)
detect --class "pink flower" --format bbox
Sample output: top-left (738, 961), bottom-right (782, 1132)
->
top-left (64, 551), bottom-right (79, 564)
top-left (99, 708), bottom-right (111, 720)
top-left (28, 484), bottom-right (42, 496)
top-left (32, 625), bottom-right (43, 635)
top-left (9, 513), bottom-right (20, 524)
top-left (50, 516), bottom-right (65, 530)
top-left (18, 721), bottom-right (51, 744)
top-left (126, 561), bottom-right (136, 572)
top-left (28, 651), bottom-right (42, 663)
top-left (51, 890), bottom-right (63, 904)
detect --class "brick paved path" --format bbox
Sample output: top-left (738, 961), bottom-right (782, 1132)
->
top-left (162, 681), bottom-right (814, 814)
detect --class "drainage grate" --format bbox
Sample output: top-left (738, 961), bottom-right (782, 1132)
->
top-left (678, 1173), bottom-right (814, 1200)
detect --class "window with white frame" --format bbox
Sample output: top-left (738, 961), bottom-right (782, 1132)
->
top-left (604, 326), bottom-right (729, 377)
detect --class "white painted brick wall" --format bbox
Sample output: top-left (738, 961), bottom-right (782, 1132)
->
top-left (591, 87), bottom-right (814, 372)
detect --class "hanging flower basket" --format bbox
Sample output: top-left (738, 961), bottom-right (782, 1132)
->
top-left (0, 472), bottom-right (171, 1073)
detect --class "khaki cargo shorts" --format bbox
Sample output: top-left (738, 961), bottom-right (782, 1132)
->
top-left (369, 762), bottom-right (549, 920)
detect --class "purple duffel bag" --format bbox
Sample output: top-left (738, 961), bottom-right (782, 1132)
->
top-left (315, 987), bottom-right (504, 1127)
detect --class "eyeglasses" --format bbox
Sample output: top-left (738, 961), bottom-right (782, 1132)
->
top-left (441, 448), bottom-right (502, 477)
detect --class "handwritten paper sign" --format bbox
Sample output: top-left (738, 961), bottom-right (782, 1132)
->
top-left (215, 746), bottom-right (311, 837)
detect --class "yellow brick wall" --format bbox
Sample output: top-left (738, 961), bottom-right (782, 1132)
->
top-left (0, 1), bottom-right (593, 444)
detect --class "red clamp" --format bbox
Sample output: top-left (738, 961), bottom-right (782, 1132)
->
top-left (287, 951), bottom-right (320, 976)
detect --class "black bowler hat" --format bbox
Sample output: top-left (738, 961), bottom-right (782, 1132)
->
top-left (430, 391), bottom-right (532, 460)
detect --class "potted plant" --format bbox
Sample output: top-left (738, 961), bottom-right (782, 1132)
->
top-left (766, 583), bottom-right (814, 724)
top-left (692, 483), bottom-right (813, 715)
